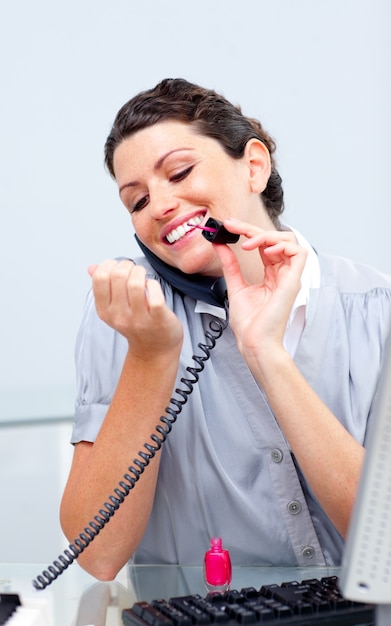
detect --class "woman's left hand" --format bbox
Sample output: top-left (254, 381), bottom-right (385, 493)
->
top-left (215, 219), bottom-right (363, 541)
top-left (214, 218), bottom-right (307, 359)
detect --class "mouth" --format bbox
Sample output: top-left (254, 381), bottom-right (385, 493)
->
top-left (165, 213), bottom-right (205, 245)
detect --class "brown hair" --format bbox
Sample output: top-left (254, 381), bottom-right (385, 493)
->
top-left (104, 78), bottom-right (284, 225)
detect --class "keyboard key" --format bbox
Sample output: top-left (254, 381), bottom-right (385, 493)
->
top-left (132, 601), bottom-right (174, 626)
top-left (248, 605), bottom-right (274, 621)
top-left (223, 591), bottom-right (247, 604)
top-left (153, 600), bottom-right (193, 626)
top-left (170, 598), bottom-right (210, 624)
top-left (239, 588), bottom-right (259, 599)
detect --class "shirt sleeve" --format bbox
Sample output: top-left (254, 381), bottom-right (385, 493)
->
top-left (71, 288), bottom-right (128, 443)
top-left (347, 285), bottom-right (391, 444)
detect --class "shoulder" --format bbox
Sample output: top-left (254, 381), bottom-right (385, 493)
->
top-left (317, 253), bottom-right (391, 294)
top-left (315, 253), bottom-right (391, 359)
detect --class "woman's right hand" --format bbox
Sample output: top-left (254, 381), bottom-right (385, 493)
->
top-left (88, 259), bottom-right (184, 360)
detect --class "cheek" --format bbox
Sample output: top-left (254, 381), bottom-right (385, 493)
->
top-left (130, 213), bottom-right (150, 243)
top-left (193, 163), bottom-right (245, 203)
top-left (182, 175), bottom-right (211, 200)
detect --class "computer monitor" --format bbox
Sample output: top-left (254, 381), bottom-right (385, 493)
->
top-left (340, 326), bottom-right (391, 625)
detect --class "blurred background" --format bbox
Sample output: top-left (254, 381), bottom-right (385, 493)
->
top-left (0, 0), bottom-right (390, 564)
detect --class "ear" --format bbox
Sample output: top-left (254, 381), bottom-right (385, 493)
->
top-left (244, 138), bottom-right (271, 193)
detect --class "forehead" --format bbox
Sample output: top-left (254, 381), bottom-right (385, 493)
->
top-left (112, 120), bottom-right (222, 180)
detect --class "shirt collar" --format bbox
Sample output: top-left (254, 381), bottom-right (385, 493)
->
top-left (286, 225), bottom-right (320, 320)
top-left (195, 300), bottom-right (227, 319)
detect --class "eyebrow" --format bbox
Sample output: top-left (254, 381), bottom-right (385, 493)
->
top-left (119, 147), bottom-right (194, 194)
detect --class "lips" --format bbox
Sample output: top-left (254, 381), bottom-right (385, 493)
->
top-left (165, 213), bottom-right (205, 244)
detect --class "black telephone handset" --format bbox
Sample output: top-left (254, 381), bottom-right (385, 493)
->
top-left (33, 227), bottom-right (230, 590)
top-left (135, 216), bottom-right (240, 306)
top-left (135, 235), bottom-right (228, 307)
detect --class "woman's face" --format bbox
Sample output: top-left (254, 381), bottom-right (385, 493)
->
top-left (113, 120), bottom-right (269, 276)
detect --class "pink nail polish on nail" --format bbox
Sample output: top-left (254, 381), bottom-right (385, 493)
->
top-left (204, 537), bottom-right (232, 592)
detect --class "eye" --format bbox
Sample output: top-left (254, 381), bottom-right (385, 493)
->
top-left (170, 165), bottom-right (194, 183)
top-left (131, 194), bottom-right (149, 213)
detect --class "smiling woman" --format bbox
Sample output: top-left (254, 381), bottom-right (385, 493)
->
top-left (59, 78), bottom-right (391, 582)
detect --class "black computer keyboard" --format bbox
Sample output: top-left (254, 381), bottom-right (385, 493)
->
top-left (122, 576), bottom-right (374, 626)
top-left (0, 594), bottom-right (21, 624)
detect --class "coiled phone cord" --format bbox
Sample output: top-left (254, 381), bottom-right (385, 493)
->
top-left (33, 306), bottom-right (228, 590)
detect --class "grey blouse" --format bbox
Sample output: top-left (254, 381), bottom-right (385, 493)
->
top-left (71, 252), bottom-right (391, 567)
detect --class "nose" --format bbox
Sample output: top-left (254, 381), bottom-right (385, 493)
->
top-left (148, 184), bottom-right (180, 220)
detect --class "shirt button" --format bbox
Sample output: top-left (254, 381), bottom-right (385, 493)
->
top-left (302, 546), bottom-right (315, 559)
top-left (271, 449), bottom-right (283, 463)
top-left (287, 500), bottom-right (302, 515)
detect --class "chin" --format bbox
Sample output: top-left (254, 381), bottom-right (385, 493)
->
top-left (174, 254), bottom-right (220, 277)
top-left (179, 263), bottom-right (221, 277)
top-left (157, 241), bottom-right (221, 276)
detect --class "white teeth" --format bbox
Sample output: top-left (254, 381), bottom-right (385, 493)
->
top-left (166, 215), bottom-right (204, 244)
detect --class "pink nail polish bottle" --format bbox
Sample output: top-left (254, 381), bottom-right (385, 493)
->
top-left (204, 537), bottom-right (232, 592)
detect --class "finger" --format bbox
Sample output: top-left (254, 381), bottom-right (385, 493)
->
top-left (124, 263), bottom-right (148, 313)
top-left (145, 278), bottom-right (166, 316)
top-left (110, 260), bottom-right (137, 310)
top-left (242, 231), bottom-right (301, 251)
top-left (91, 259), bottom-right (119, 309)
top-left (241, 231), bottom-right (296, 251)
top-left (262, 243), bottom-right (307, 295)
top-left (222, 219), bottom-right (296, 247)
top-left (87, 264), bottom-right (98, 277)
top-left (262, 241), bottom-right (307, 267)
top-left (213, 243), bottom-right (248, 297)
top-left (222, 218), bottom-right (262, 239)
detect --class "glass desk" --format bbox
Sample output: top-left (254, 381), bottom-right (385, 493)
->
top-left (0, 562), bottom-right (341, 626)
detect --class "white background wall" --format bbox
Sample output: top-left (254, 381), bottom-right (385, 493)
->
top-left (0, 0), bottom-right (390, 564)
